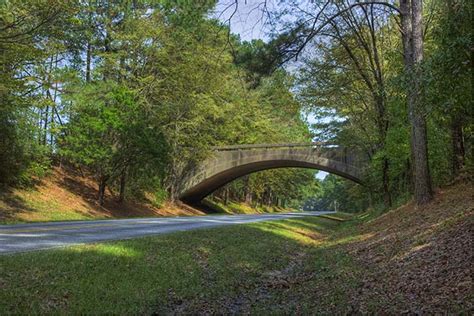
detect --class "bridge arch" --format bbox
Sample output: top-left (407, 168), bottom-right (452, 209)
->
top-left (178, 144), bottom-right (365, 204)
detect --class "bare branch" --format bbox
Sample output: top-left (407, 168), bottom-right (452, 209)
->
top-left (279, 1), bottom-right (400, 65)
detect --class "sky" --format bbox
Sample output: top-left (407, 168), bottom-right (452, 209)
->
top-left (213, 1), bottom-right (329, 181)
top-left (213, 0), bottom-right (272, 42)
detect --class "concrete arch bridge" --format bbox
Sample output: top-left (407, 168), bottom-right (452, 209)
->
top-left (179, 143), bottom-right (366, 204)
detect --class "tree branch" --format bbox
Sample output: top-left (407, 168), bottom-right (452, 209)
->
top-left (279, 1), bottom-right (400, 65)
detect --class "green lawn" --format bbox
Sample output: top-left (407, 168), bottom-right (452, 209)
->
top-left (0, 215), bottom-right (363, 314)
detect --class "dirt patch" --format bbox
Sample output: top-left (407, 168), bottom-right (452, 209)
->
top-left (160, 250), bottom-right (313, 315)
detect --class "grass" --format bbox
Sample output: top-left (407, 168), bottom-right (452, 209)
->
top-left (1, 183), bottom-right (472, 314)
top-left (0, 215), bottom-right (362, 314)
top-left (0, 167), bottom-right (208, 224)
top-left (1, 166), bottom-right (297, 224)
top-left (203, 198), bottom-right (297, 215)
top-left (3, 189), bottom-right (99, 223)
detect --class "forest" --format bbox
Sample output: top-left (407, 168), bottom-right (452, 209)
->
top-left (0, 0), bottom-right (472, 212)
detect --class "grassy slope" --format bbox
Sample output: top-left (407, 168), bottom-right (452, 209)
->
top-left (0, 167), bottom-right (207, 224)
top-left (0, 167), bottom-right (295, 224)
top-left (1, 182), bottom-right (472, 314)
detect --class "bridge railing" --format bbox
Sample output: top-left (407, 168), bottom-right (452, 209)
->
top-left (212, 142), bottom-right (336, 151)
top-left (211, 142), bottom-right (368, 169)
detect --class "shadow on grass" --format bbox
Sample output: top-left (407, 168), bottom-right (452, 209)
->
top-left (0, 166), bottom-right (171, 223)
top-left (3, 193), bottom-right (471, 315)
top-left (57, 174), bottom-right (163, 218)
top-left (0, 190), bottom-right (37, 223)
top-left (0, 216), bottom-right (359, 314)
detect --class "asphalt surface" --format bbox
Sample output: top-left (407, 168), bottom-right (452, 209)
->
top-left (0, 211), bottom-right (331, 254)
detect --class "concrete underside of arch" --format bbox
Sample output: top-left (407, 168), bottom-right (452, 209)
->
top-left (179, 148), bottom-right (363, 204)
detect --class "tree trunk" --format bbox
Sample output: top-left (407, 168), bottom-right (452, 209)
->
top-left (405, 158), bottom-right (413, 194)
top-left (119, 169), bottom-right (126, 203)
top-left (86, 1), bottom-right (92, 82)
top-left (168, 184), bottom-right (176, 202)
top-left (86, 41), bottom-right (91, 82)
top-left (410, 0), bottom-right (432, 204)
top-left (98, 175), bottom-right (109, 206)
top-left (382, 156), bottom-right (392, 207)
top-left (266, 190), bottom-right (272, 206)
top-left (401, 0), bottom-right (433, 205)
top-left (451, 117), bottom-right (465, 177)
top-left (367, 189), bottom-right (374, 210)
top-left (42, 104), bottom-right (49, 146)
top-left (244, 176), bottom-right (252, 204)
top-left (224, 187), bottom-right (229, 205)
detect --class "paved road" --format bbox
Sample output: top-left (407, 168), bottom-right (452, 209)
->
top-left (0, 211), bottom-right (331, 254)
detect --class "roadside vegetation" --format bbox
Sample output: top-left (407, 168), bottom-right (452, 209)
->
top-left (0, 166), bottom-right (303, 224)
top-left (0, 1), bottom-right (318, 211)
top-left (1, 1), bottom-right (472, 216)
top-left (202, 198), bottom-right (298, 215)
top-left (1, 182), bottom-right (471, 314)
top-left (0, 166), bottom-right (205, 224)
top-left (1, 1), bottom-right (472, 313)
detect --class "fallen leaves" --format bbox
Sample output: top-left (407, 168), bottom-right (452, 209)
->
top-left (345, 183), bottom-right (474, 313)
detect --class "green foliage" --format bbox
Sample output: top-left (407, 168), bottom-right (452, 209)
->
top-left (234, 39), bottom-right (282, 87)
top-left (62, 83), bottom-right (141, 178)
top-left (151, 187), bottom-right (168, 209)
top-left (303, 175), bottom-right (369, 213)
top-left (296, 0), bottom-right (472, 210)
top-left (1, 0), bottom-right (471, 210)
top-left (0, 0), bottom-right (72, 186)
top-left (424, 0), bottom-right (473, 178)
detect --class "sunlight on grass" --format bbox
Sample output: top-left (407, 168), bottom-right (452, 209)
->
top-left (205, 199), bottom-right (293, 215)
top-left (282, 218), bottom-right (332, 231)
top-left (17, 209), bottom-right (92, 222)
top-left (70, 244), bottom-right (143, 258)
top-left (252, 221), bottom-right (325, 245)
top-left (319, 215), bottom-right (346, 222)
top-left (1, 188), bottom-right (96, 223)
top-left (0, 215), bottom-right (358, 314)
top-left (393, 243), bottom-right (431, 261)
top-left (425, 210), bottom-right (470, 231)
top-left (358, 213), bottom-right (370, 219)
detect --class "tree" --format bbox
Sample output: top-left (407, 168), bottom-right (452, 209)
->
top-left (61, 83), bottom-right (155, 205)
top-left (0, 0), bottom-right (73, 185)
top-left (426, 0), bottom-right (472, 178)
top-left (400, 0), bottom-right (432, 203)
top-left (264, 0), bottom-right (434, 204)
top-left (297, 3), bottom-right (399, 206)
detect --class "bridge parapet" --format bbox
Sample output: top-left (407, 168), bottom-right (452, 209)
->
top-left (212, 142), bottom-right (330, 151)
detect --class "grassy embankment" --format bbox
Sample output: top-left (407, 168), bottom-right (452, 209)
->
top-left (1, 183), bottom-right (472, 314)
top-left (0, 167), bottom-right (292, 224)
top-left (203, 198), bottom-right (297, 215)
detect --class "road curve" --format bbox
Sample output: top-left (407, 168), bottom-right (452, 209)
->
top-left (0, 211), bottom-right (331, 254)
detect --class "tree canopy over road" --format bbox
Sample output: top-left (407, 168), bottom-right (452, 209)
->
top-left (0, 2), bottom-right (472, 313)
top-left (0, 0), bottom-right (472, 210)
